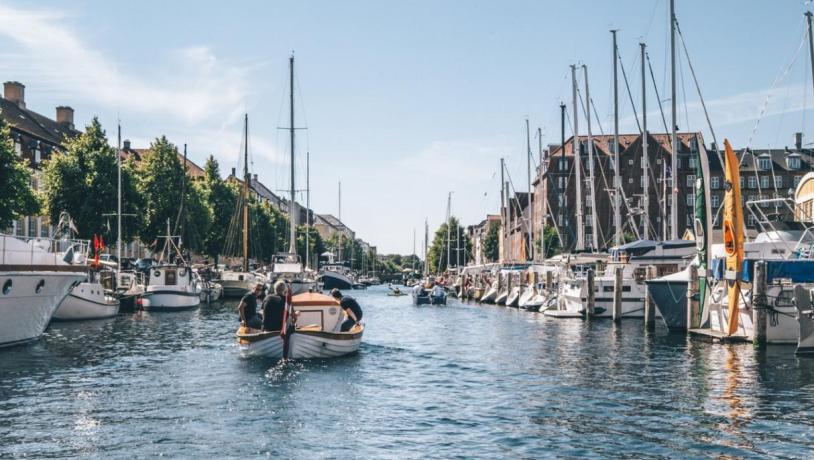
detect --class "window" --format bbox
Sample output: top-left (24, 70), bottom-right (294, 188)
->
top-left (759, 156), bottom-right (771, 170)
top-left (774, 176), bottom-right (783, 188)
top-left (14, 141), bottom-right (21, 156)
top-left (668, 196), bottom-right (673, 206)
top-left (628, 158), bottom-right (635, 166)
top-left (686, 174), bottom-right (696, 187)
top-left (748, 214), bottom-right (756, 226)
top-left (34, 147), bottom-right (40, 164)
top-left (677, 158), bottom-right (682, 169)
top-left (748, 176), bottom-right (757, 189)
top-left (795, 175), bottom-right (802, 187)
top-left (686, 214), bottom-right (693, 226)
top-left (559, 177), bottom-right (567, 189)
top-left (641, 175), bottom-right (646, 188)
top-left (559, 158), bottom-right (568, 171)
top-left (690, 137), bottom-right (699, 152)
top-left (27, 216), bottom-right (35, 237)
top-left (558, 215), bottom-right (564, 226)
top-left (760, 176), bottom-right (770, 188)
top-left (711, 195), bottom-right (720, 208)
top-left (689, 156), bottom-right (697, 169)
top-left (628, 177), bottom-right (634, 184)
top-left (711, 176), bottom-right (720, 189)
top-left (686, 193), bottom-right (694, 205)
top-left (740, 177), bottom-right (745, 189)
top-left (558, 195), bottom-right (565, 207)
top-left (788, 156), bottom-right (801, 170)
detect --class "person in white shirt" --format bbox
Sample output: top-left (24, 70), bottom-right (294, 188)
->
top-left (430, 282), bottom-right (446, 304)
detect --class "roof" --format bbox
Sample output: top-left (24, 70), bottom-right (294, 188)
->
top-left (118, 147), bottom-right (205, 179)
top-left (0, 97), bottom-right (79, 146)
top-left (316, 213), bottom-right (349, 231)
top-left (292, 292), bottom-right (339, 306)
top-left (547, 132), bottom-right (703, 158)
top-left (734, 148), bottom-right (814, 174)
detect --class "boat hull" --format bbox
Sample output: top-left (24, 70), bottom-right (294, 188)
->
top-left (646, 278), bottom-right (689, 331)
top-left (321, 272), bottom-right (353, 290)
top-left (53, 288), bottom-right (119, 321)
top-left (141, 290), bottom-right (201, 311)
top-left (237, 327), bottom-right (363, 359)
top-left (0, 270), bottom-right (86, 347)
top-left (220, 279), bottom-right (254, 298)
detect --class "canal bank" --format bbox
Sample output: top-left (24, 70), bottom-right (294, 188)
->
top-left (1, 286), bottom-right (813, 458)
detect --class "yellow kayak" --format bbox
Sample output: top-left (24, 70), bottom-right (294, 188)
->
top-left (722, 139), bottom-right (744, 336)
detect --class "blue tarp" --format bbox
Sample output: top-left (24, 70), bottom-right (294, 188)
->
top-left (710, 257), bottom-right (814, 283)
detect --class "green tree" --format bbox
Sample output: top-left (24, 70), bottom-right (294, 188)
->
top-left (0, 118), bottom-right (39, 229)
top-left (535, 224), bottom-right (560, 259)
top-left (427, 217), bottom-right (472, 274)
top-left (41, 117), bottom-right (140, 241)
top-left (134, 136), bottom-right (186, 246)
top-left (296, 224), bottom-right (325, 268)
top-left (199, 156), bottom-right (237, 259)
top-left (482, 220), bottom-right (501, 262)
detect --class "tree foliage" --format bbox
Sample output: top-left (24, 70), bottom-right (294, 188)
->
top-left (535, 224), bottom-right (561, 259)
top-left (0, 118), bottom-right (39, 229)
top-left (482, 220), bottom-right (500, 262)
top-left (427, 217), bottom-right (472, 274)
top-left (41, 117), bottom-right (140, 240)
top-left (200, 156), bottom-right (237, 258)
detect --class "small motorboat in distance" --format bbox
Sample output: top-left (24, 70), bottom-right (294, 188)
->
top-left (236, 292), bottom-right (364, 359)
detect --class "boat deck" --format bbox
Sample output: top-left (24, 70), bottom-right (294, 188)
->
top-left (688, 328), bottom-right (750, 343)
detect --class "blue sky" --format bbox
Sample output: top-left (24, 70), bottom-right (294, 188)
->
top-left (1, 0), bottom-right (813, 254)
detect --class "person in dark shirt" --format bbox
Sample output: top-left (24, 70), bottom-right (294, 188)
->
top-left (330, 288), bottom-right (363, 332)
top-left (262, 281), bottom-right (288, 332)
top-left (239, 283), bottom-right (264, 329)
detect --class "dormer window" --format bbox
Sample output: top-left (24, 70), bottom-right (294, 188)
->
top-left (787, 154), bottom-right (801, 170)
top-left (758, 154), bottom-right (771, 171)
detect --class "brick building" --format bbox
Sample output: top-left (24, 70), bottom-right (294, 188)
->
top-left (1, 81), bottom-right (80, 237)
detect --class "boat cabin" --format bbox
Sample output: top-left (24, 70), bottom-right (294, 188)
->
top-left (148, 265), bottom-right (194, 288)
top-left (293, 292), bottom-right (343, 332)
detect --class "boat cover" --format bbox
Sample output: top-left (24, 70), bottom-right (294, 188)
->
top-left (710, 258), bottom-right (814, 283)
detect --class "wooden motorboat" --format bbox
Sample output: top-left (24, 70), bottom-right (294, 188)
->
top-left (236, 292), bottom-right (363, 359)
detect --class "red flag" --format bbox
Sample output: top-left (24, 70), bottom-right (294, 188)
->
top-left (93, 235), bottom-right (101, 266)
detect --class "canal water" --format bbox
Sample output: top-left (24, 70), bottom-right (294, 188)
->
top-left (2, 286), bottom-right (814, 458)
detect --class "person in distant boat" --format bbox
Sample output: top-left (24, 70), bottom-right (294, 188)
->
top-left (331, 288), bottom-right (363, 332)
top-left (431, 282), bottom-right (445, 303)
top-left (238, 283), bottom-right (264, 329)
top-left (262, 281), bottom-right (287, 332)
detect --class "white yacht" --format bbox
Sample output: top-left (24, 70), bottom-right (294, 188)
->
top-left (0, 235), bottom-right (86, 347)
top-left (270, 253), bottom-right (316, 295)
top-left (319, 264), bottom-right (354, 290)
top-left (550, 240), bottom-right (694, 318)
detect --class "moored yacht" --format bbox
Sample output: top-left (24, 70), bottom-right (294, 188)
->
top-left (53, 268), bottom-right (119, 320)
top-left (319, 263), bottom-right (354, 290)
top-left (0, 235), bottom-right (86, 347)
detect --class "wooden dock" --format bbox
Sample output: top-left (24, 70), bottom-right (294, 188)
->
top-left (688, 328), bottom-right (750, 344)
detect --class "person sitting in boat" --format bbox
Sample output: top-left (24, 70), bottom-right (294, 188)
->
top-left (262, 281), bottom-right (287, 332)
top-left (412, 282), bottom-right (425, 296)
top-left (330, 289), bottom-right (363, 332)
top-left (392, 286), bottom-right (402, 295)
top-left (431, 282), bottom-right (445, 303)
top-left (238, 283), bottom-right (264, 329)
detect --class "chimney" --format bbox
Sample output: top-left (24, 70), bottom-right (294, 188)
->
top-left (231, 167), bottom-right (236, 177)
top-left (3, 81), bottom-right (25, 108)
top-left (123, 139), bottom-right (131, 150)
top-left (795, 132), bottom-right (803, 151)
top-left (56, 106), bottom-right (74, 129)
top-left (253, 173), bottom-right (258, 183)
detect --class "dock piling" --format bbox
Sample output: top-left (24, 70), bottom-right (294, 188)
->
top-left (687, 265), bottom-right (699, 330)
top-left (613, 266), bottom-right (623, 322)
top-left (586, 269), bottom-right (595, 318)
top-left (644, 265), bottom-right (657, 329)
top-left (753, 261), bottom-right (767, 347)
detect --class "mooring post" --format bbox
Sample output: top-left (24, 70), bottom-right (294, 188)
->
top-left (613, 266), bottom-right (623, 322)
top-left (753, 260), bottom-right (767, 347)
top-left (586, 269), bottom-right (595, 318)
top-left (644, 265), bottom-right (657, 329)
top-left (687, 264), bottom-right (699, 331)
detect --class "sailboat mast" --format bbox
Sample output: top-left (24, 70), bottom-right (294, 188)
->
top-left (446, 192), bottom-right (452, 270)
top-left (500, 158), bottom-right (505, 262)
top-left (338, 181), bottom-right (342, 262)
top-left (670, 0), bottom-right (678, 240)
top-left (117, 122), bottom-right (122, 272)
top-left (424, 219), bottom-right (429, 275)
top-left (288, 54), bottom-right (298, 257)
top-left (583, 65), bottom-right (599, 250)
top-left (306, 150), bottom-right (310, 269)
top-left (242, 114), bottom-right (249, 273)
top-left (806, 12), bottom-right (814, 97)
top-left (571, 65), bottom-right (584, 251)
top-left (641, 42), bottom-right (650, 240)
top-left (559, 103), bottom-right (566, 249)
top-left (612, 30), bottom-right (622, 247)
top-left (526, 118), bottom-right (533, 261)
top-left (538, 126), bottom-right (545, 260)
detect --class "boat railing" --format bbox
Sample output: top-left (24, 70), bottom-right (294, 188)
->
top-left (745, 198), bottom-right (814, 259)
top-left (0, 233), bottom-right (87, 266)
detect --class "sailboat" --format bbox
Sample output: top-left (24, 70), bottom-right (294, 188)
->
top-left (269, 55), bottom-right (316, 295)
top-left (319, 181), bottom-right (356, 290)
top-left (220, 114), bottom-right (263, 298)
